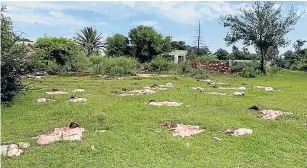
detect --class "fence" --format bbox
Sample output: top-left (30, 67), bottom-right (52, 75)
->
top-left (191, 60), bottom-right (231, 74)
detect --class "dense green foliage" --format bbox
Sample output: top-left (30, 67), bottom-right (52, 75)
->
top-left (105, 33), bottom-right (130, 56)
top-left (34, 36), bottom-right (86, 74)
top-left (214, 48), bottom-right (230, 60)
top-left (1, 6), bottom-right (30, 102)
top-left (220, 1), bottom-right (301, 73)
top-left (91, 56), bottom-right (137, 76)
top-left (128, 25), bottom-right (172, 62)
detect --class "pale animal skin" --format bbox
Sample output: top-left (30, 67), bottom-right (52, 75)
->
top-left (172, 124), bottom-right (204, 137)
top-left (148, 101), bottom-right (183, 107)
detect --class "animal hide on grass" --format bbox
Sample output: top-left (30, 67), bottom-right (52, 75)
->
top-left (36, 127), bottom-right (85, 145)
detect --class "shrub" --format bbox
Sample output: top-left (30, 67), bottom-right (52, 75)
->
top-left (91, 56), bottom-right (137, 76)
top-left (34, 36), bottom-right (83, 74)
top-left (149, 55), bottom-right (177, 73)
top-left (177, 61), bottom-right (209, 79)
top-left (1, 6), bottom-right (29, 102)
top-left (231, 61), bottom-right (261, 78)
top-left (290, 59), bottom-right (307, 72)
top-left (74, 52), bottom-right (91, 72)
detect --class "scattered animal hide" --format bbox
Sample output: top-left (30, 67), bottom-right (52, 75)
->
top-left (248, 105), bottom-right (262, 111)
top-left (264, 87), bottom-right (274, 92)
top-left (69, 122), bottom-right (80, 128)
top-left (237, 87), bottom-right (246, 91)
top-left (258, 110), bottom-right (292, 120)
top-left (1, 142), bottom-right (30, 157)
top-left (46, 90), bottom-right (68, 95)
top-left (218, 87), bottom-right (237, 90)
top-left (206, 92), bottom-right (227, 96)
top-left (36, 98), bottom-right (55, 103)
top-left (191, 87), bottom-right (205, 92)
top-left (198, 79), bottom-right (212, 83)
top-left (147, 100), bottom-right (182, 107)
top-left (171, 124), bottom-right (204, 137)
top-left (160, 121), bottom-right (177, 128)
top-left (232, 92), bottom-right (245, 96)
top-left (36, 127), bottom-right (85, 145)
top-left (128, 89), bottom-right (156, 95)
top-left (73, 89), bottom-right (85, 92)
top-left (216, 82), bottom-right (227, 85)
top-left (68, 97), bottom-right (87, 102)
top-left (255, 86), bottom-right (267, 89)
top-left (224, 128), bottom-right (253, 136)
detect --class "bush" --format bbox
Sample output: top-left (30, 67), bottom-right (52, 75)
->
top-left (266, 66), bottom-right (281, 76)
top-left (231, 61), bottom-right (261, 78)
top-left (91, 56), bottom-right (137, 76)
top-left (34, 36), bottom-right (83, 74)
top-left (74, 52), bottom-right (91, 72)
top-left (177, 61), bottom-right (209, 79)
top-left (290, 59), bottom-right (307, 72)
top-left (1, 6), bottom-right (29, 102)
top-left (148, 55), bottom-right (177, 73)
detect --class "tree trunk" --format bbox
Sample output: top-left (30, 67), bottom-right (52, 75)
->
top-left (260, 53), bottom-right (266, 74)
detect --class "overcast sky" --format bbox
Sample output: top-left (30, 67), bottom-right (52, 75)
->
top-left (3, 1), bottom-right (307, 54)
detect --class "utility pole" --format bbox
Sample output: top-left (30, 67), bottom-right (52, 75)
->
top-left (192, 20), bottom-right (205, 55)
top-left (197, 20), bottom-right (200, 54)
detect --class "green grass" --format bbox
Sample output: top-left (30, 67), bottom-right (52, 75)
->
top-left (2, 70), bottom-right (307, 168)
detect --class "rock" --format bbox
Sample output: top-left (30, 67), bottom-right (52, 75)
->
top-left (2, 144), bottom-right (24, 157)
top-left (91, 145), bottom-right (97, 151)
top-left (17, 142), bottom-right (30, 149)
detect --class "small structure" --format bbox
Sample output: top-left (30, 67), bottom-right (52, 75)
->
top-left (168, 50), bottom-right (188, 64)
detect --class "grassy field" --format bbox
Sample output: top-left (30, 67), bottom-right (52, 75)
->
top-left (1, 70), bottom-right (307, 168)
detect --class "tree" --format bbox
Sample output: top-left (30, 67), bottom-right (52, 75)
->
top-left (220, 1), bottom-right (301, 73)
top-left (105, 33), bottom-right (130, 56)
top-left (171, 41), bottom-right (187, 50)
top-left (214, 48), bottom-right (229, 60)
top-left (75, 27), bottom-right (104, 56)
top-left (293, 39), bottom-right (306, 58)
top-left (35, 37), bottom-right (80, 66)
top-left (1, 6), bottom-right (30, 102)
top-left (128, 25), bottom-right (172, 62)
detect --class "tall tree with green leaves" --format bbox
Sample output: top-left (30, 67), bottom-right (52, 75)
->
top-left (220, 2), bottom-right (301, 73)
top-left (105, 33), bottom-right (130, 57)
top-left (1, 5), bottom-right (30, 102)
top-left (128, 25), bottom-right (172, 62)
top-left (75, 27), bottom-right (104, 56)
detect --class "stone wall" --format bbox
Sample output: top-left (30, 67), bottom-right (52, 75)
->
top-left (191, 60), bottom-right (231, 74)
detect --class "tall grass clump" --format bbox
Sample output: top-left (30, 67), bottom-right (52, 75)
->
top-left (91, 56), bottom-right (137, 76)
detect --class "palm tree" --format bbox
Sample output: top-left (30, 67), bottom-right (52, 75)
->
top-left (75, 27), bottom-right (104, 56)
